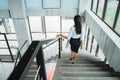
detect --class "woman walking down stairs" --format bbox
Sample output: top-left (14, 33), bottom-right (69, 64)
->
top-left (53, 50), bottom-right (120, 80)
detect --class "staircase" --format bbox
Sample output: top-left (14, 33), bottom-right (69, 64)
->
top-left (53, 50), bottom-right (120, 80)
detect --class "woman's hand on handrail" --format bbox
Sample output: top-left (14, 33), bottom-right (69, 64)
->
top-left (56, 34), bottom-right (68, 39)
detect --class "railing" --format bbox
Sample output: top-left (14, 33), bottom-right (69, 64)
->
top-left (0, 33), bottom-right (14, 62)
top-left (8, 38), bottom-right (62, 80)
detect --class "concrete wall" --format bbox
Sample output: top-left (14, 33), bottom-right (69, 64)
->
top-left (85, 10), bottom-right (120, 72)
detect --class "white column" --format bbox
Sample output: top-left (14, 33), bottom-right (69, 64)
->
top-left (8, 0), bottom-right (31, 55)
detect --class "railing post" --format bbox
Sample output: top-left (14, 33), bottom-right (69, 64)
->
top-left (36, 45), bottom-right (47, 80)
top-left (86, 28), bottom-right (90, 50)
top-left (95, 44), bottom-right (99, 57)
top-left (58, 38), bottom-right (61, 58)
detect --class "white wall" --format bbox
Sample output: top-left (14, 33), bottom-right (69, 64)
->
top-left (85, 10), bottom-right (120, 72)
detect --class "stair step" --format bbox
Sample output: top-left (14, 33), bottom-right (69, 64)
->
top-left (55, 71), bottom-right (120, 77)
top-left (24, 75), bottom-right (35, 80)
top-left (57, 63), bottom-right (109, 67)
top-left (27, 70), bottom-right (37, 75)
top-left (56, 66), bottom-right (112, 71)
top-left (58, 60), bottom-right (105, 64)
top-left (30, 64), bottom-right (38, 70)
top-left (53, 77), bottom-right (120, 80)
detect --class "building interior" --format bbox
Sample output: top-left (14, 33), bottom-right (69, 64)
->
top-left (0, 0), bottom-right (120, 80)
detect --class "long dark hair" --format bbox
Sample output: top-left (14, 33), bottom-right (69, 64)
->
top-left (74, 15), bottom-right (82, 34)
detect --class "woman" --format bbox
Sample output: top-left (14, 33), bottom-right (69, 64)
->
top-left (57, 15), bottom-right (84, 64)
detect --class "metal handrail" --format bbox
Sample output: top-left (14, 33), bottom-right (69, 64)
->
top-left (34, 38), bottom-right (59, 80)
top-left (8, 38), bottom-right (61, 80)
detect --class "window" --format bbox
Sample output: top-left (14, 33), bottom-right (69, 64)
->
top-left (45, 16), bottom-right (60, 32)
top-left (92, 0), bottom-right (98, 12)
top-left (29, 16), bottom-right (42, 32)
top-left (97, 0), bottom-right (105, 17)
top-left (104, 0), bottom-right (119, 27)
top-left (29, 16), bottom-right (45, 40)
top-left (115, 12), bottom-right (120, 33)
top-left (62, 17), bottom-right (74, 33)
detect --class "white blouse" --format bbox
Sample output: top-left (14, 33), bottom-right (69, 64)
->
top-left (68, 25), bottom-right (84, 41)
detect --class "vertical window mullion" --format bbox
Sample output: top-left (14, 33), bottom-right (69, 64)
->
top-left (113, 2), bottom-right (120, 29)
top-left (91, 0), bottom-right (94, 10)
top-left (102, 0), bottom-right (108, 20)
top-left (96, 0), bottom-right (99, 14)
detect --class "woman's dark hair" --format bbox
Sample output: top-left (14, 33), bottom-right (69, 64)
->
top-left (74, 15), bottom-right (82, 34)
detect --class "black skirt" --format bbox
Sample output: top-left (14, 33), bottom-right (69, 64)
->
top-left (70, 38), bottom-right (81, 53)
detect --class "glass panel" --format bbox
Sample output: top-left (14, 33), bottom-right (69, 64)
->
top-left (9, 41), bottom-right (18, 48)
top-left (25, 0), bottom-right (42, 8)
top-left (104, 0), bottom-right (119, 27)
top-left (43, 0), bottom-right (60, 8)
top-left (11, 48), bottom-right (18, 55)
top-left (46, 33), bottom-right (58, 39)
top-left (92, 0), bottom-right (98, 12)
top-left (0, 41), bottom-right (7, 47)
top-left (6, 34), bottom-right (17, 40)
top-left (0, 19), bottom-right (6, 33)
top-left (115, 12), bottom-right (120, 34)
top-left (0, 49), bottom-right (9, 55)
top-left (29, 16), bottom-right (42, 32)
top-left (62, 18), bottom-right (74, 33)
top-left (45, 16), bottom-right (60, 32)
top-left (97, 0), bottom-right (105, 17)
top-left (0, 35), bottom-right (5, 40)
top-left (61, 0), bottom-right (78, 9)
top-left (0, 19), bottom-right (15, 33)
top-left (32, 33), bottom-right (45, 40)
top-left (0, 0), bottom-right (9, 10)
top-left (7, 19), bottom-right (15, 33)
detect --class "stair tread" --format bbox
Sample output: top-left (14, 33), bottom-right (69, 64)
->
top-left (53, 77), bottom-right (120, 80)
top-left (54, 71), bottom-right (120, 77)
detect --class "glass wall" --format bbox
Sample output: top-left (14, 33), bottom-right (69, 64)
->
top-left (91, 0), bottom-right (120, 36)
top-left (104, 0), bottom-right (119, 27)
top-left (0, 19), bottom-right (18, 57)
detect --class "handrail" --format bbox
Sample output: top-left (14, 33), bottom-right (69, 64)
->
top-left (34, 38), bottom-right (59, 80)
top-left (8, 38), bottom-right (60, 80)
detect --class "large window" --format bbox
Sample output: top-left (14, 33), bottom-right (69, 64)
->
top-left (97, 0), bottom-right (105, 17)
top-left (91, 0), bottom-right (120, 36)
top-left (104, 0), bottom-right (119, 27)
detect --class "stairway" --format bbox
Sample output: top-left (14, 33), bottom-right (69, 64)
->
top-left (53, 50), bottom-right (120, 80)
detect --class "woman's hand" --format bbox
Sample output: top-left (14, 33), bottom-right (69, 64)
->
top-left (56, 34), bottom-right (62, 37)
top-left (56, 34), bottom-right (68, 39)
